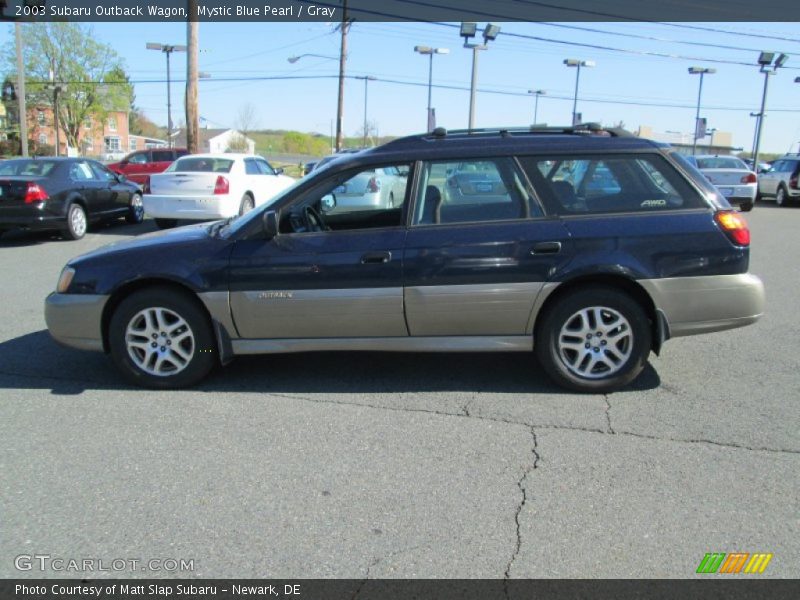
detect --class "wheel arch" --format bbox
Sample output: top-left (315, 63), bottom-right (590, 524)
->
top-left (532, 273), bottom-right (668, 355)
top-left (101, 278), bottom-right (217, 355)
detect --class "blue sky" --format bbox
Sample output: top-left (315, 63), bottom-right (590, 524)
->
top-left (6, 20), bottom-right (800, 153)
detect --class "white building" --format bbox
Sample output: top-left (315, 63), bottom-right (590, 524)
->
top-left (174, 128), bottom-right (256, 154)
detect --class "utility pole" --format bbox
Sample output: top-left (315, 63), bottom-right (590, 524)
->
top-left (335, 0), bottom-right (348, 152)
top-left (186, 1), bottom-right (199, 154)
top-left (15, 22), bottom-right (28, 157)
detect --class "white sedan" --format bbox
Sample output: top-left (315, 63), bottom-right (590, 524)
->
top-left (685, 155), bottom-right (757, 212)
top-left (143, 153), bottom-right (295, 229)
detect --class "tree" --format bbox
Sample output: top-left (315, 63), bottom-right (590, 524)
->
top-left (235, 102), bottom-right (259, 138)
top-left (226, 133), bottom-right (249, 153)
top-left (2, 22), bottom-right (131, 152)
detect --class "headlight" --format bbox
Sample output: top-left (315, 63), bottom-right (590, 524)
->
top-left (56, 266), bottom-right (76, 293)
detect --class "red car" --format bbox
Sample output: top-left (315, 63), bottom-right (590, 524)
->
top-left (107, 148), bottom-right (188, 186)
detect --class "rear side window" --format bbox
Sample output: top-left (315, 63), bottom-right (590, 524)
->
top-left (518, 154), bottom-right (706, 215)
top-left (413, 158), bottom-right (543, 225)
top-left (168, 157), bottom-right (234, 173)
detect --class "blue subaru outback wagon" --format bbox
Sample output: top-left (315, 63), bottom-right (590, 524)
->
top-left (45, 125), bottom-right (765, 392)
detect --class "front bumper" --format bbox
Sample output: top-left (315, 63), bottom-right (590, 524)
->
top-left (44, 293), bottom-right (109, 351)
top-left (639, 273), bottom-right (765, 338)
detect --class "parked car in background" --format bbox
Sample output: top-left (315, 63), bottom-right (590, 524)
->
top-left (684, 154), bottom-right (757, 211)
top-left (327, 165), bottom-right (409, 212)
top-left (742, 158), bottom-right (771, 173)
top-left (46, 125), bottom-right (764, 392)
top-left (107, 148), bottom-right (188, 186)
top-left (143, 153), bottom-right (296, 229)
top-left (756, 154), bottom-right (800, 207)
top-left (0, 157), bottom-right (144, 240)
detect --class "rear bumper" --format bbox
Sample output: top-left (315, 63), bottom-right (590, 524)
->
top-left (44, 293), bottom-right (108, 352)
top-left (143, 194), bottom-right (237, 220)
top-left (717, 184), bottom-right (757, 205)
top-left (0, 209), bottom-right (65, 231)
top-left (639, 273), bottom-right (765, 337)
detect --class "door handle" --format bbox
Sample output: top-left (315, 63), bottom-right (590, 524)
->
top-left (361, 251), bottom-right (392, 264)
top-left (531, 241), bottom-right (562, 255)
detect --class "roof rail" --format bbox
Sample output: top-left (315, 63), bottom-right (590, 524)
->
top-left (425, 123), bottom-right (635, 139)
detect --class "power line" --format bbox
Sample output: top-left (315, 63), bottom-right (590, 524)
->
top-left (25, 74), bottom-right (800, 113)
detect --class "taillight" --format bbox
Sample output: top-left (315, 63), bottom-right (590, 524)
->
top-left (714, 210), bottom-right (750, 246)
top-left (741, 172), bottom-right (757, 184)
top-left (214, 175), bottom-right (230, 195)
top-left (142, 176), bottom-right (150, 194)
top-left (24, 182), bottom-right (49, 204)
top-left (366, 176), bottom-right (381, 193)
top-left (790, 175), bottom-right (798, 190)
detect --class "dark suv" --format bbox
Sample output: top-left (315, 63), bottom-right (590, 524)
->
top-left (45, 125), bottom-right (765, 392)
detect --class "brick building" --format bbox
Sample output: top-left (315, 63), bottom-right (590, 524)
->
top-left (25, 105), bottom-right (130, 158)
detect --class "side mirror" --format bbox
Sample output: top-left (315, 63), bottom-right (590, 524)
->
top-left (262, 210), bottom-right (279, 240)
top-left (274, 167), bottom-right (284, 175)
top-left (320, 194), bottom-right (336, 213)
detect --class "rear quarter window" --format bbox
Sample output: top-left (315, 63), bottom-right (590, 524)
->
top-left (518, 153), bottom-right (709, 215)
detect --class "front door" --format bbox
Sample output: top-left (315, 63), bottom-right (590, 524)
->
top-left (229, 162), bottom-right (414, 339)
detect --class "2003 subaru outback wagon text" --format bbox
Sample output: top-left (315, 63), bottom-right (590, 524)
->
top-left (45, 125), bottom-right (765, 393)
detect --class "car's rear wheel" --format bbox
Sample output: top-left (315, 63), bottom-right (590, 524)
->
top-left (775, 186), bottom-right (790, 207)
top-left (155, 218), bottom-right (178, 229)
top-left (109, 287), bottom-right (217, 389)
top-left (63, 203), bottom-right (87, 240)
top-left (740, 200), bottom-right (754, 212)
top-left (125, 193), bottom-right (145, 224)
top-left (238, 193), bottom-right (254, 216)
top-left (535, 286), bottom-right (651, 393)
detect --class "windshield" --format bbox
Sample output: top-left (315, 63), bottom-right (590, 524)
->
top-left (0, 159), bottom-right (59, 177)
top-left (167, 157), bottom-right (234, 173)
top-left (695, 157), bottom-right (747, 170)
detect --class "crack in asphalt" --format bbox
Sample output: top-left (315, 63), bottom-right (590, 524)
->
top-left (503, 427), bottom-right (539, 589)
top-left (604, 394), bottom-right (615, 434)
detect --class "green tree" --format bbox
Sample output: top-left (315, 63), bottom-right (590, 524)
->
top-left (3, 22), bottom-right (131, 152)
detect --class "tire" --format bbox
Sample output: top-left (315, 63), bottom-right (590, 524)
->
top-left (238, 193), bottom-right (254, 216)
top-left (108, 287), bottom-right (217, 389)
top-left (125, 193), bottom-right (144, 224)
top-left (535, 286), bottom-right (652, 393)
top-left (155, 218), bottom-right (178, 230)
top-left (63, 203), bottom-right (88, 240)
top-left (775, 186), bottom-right (790, 207)
top-left (740, 200), bottom-right (754, 212)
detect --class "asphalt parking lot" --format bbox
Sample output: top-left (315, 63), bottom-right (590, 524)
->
top-left (0, 204), bottom-right (798, 579)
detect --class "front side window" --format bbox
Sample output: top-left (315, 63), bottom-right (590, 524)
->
top-left (256, 158), bottom-right (276, 176)
top-left (90, 162), bottom-right (117, 181)
top-left (283, 163), bottom-right (411, 233)
top-left (127, 152), bottom-right (147, 164)
top-left (244, 158), bottom-right (260, 175)
top-left (152, 150), bottom-right (173, 162)
top-left (520, 154), bottom-right (706, 215)
top-left (413, 158), bottom-right (541, 226)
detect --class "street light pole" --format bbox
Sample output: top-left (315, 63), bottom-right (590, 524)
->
top-left (528, 89), bottom-right (546, 125)
top-left (14, 22), bottom-right (28, 157)
top-left (752, 52), bottom-right (789, 171)
top-left (460, 23), bottom-right (500, 131)
top-left (688, 67), bottom-right (716, 155)
top-left (357, 76), bottom-right (376, 147)
top-left (564, 59), bottom-right (595, 126)
top-left (414, 46), bottom-right (449, 131)
top-left (147, 43), bottom-right (187, 148)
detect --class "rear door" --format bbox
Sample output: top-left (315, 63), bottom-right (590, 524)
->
top-left (68, 161), bottom-right (104, 214)
top-left (403, 157), bottom-right (573, 336)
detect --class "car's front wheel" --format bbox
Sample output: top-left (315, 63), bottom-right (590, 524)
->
top-left (126, 193), bottom-right (145, 224)
top-left (535, 286), bottom-right (651, 393)
top-left (108, 287), bottom-right (217, 389)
